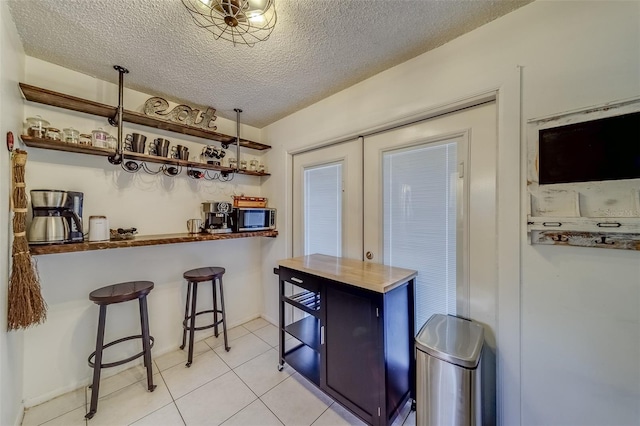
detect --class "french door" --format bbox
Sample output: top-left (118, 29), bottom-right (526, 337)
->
top-left (293, 101), bottom-right (497, 332)
top-left (292, 138), bottom-right (363, 259)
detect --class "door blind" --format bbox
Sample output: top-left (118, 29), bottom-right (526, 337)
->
top-left (383, 141), bottom-right (458, 331)
top-left (304, 163), bottom-right (343, 257)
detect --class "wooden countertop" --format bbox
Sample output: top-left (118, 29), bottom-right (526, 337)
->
top-left (29, 230), bottom-right (278, 255)
top-left (278, 254), bottom-right (417, 293)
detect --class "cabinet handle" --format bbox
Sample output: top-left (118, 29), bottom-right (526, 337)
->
top-left (321, 325), bottom-right (325, 345)
top-left (291, 277), bottom-right (303, 284)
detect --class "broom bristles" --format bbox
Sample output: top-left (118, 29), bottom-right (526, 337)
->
top-left (7, 150), bottom-right (47, 330)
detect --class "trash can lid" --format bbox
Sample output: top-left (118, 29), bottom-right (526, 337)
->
top-left (415, 314), bottom-right (484, 369)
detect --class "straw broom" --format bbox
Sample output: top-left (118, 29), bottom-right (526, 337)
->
top-left (8, 149), bottom-right (46, 330)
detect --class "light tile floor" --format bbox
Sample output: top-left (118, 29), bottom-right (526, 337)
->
top-left (22, 318), bottom-right (416, 426)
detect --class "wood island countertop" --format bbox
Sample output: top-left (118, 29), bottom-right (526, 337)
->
top-left (278, 254), bottom-right (417, 293)
top-left (29, 230), bottom-right (278, 255)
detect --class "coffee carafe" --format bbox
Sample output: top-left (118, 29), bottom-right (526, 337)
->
top-left (28, 190), bottom-right (84, 244)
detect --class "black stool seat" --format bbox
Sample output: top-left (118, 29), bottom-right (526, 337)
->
top-left (181, 267), bottom-right (229, 367)
top-left (90, 280), bottom-right (154, 304)
top-left (183, 267), bottom-right (225, 282)
top-left (86, 280), bottom-right (155, 419)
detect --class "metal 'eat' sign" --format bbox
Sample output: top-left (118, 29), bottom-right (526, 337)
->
top-left (143, 97), bottom-right (217, 131)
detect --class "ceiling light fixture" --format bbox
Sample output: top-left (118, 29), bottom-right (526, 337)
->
top-left (182, 0), bottom-right (277, 47)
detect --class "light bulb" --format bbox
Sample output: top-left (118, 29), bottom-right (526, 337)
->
top-left (248, 12), bottom-right (265, 23)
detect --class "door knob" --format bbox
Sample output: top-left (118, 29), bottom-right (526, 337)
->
top-left (366, 251), bottom-right (373, 260)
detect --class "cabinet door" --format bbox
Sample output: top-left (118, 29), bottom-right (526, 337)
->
top-left (324, 284), bottom-right (381, 424)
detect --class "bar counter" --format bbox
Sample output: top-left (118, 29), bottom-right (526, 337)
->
top-left (29, 230), bottom-right (278, 255)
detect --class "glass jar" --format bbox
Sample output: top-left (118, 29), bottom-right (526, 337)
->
top-left (228, 157), bottom-right (237, 169)
top-left (62, 127), bottom-right (79, 144)
top-left (258, 163), bottom-right (266, 173)
top-left (249, 159), bottom-right (259, 171)
top-left (240, 159), bottom-right (248, 170)
top-left (26, 115), bottom-right (50, 138)
top-left (106, 135), bottom-right (118, 150)
top-left (45, 127), bottom-right (61, 141)
top-left (91, 128), bottom-right (108, 148)
top-left (79, 134), bottom-right (92, 146)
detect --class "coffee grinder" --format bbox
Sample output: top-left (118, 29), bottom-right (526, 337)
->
top-left (201, 201), bottom-right (233, 234)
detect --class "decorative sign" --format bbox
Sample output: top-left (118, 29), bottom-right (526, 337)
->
top-left (143, 97), bottom-right (217, 131)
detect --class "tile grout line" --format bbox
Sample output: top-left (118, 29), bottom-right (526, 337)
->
top-left (248, 324), bottom-right (337, 426)
top-left (182, 320), bottom-right (278, 423)
top-left (26, 322), bottom-right (276, 426)
top-left (227, 338), bottom-right (292, 426)
top-left (163, 330), bottom-right (273, 402)
top-left (309, 402), bottom-right (334, 426)
top-left (157, 372), bottom-right (187, 426)
top-left (215, 369), bottom-right (261, 425)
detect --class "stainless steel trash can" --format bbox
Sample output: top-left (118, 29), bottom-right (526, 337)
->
top-left (415, 314), bottom-right (484, 426)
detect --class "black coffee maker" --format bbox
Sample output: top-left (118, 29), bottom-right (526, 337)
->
top-left (28, 190), bottom-right (84, 244)
top-left (201, 201), bottom-right (233, 234)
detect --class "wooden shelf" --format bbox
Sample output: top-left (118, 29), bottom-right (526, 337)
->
top-left (19, 83), bottom-right (270, 151)
top-left (29, 230), bottom-right (278, 255)
top-left (20, 136), bottom-right (271, 177)
top-left (19, 135), bottom-right (114, 157)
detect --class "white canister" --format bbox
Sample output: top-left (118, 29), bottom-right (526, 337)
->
top-left (88, 216), bottom-right (109, 242)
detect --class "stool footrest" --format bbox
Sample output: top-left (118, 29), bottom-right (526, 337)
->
top-left (182, 309), bottom-right (224, 332)
top-left (88, 335), bottom-right (155, 369)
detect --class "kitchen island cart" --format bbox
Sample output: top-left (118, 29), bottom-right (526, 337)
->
top-left (276, 254), bottom-right (417, 426)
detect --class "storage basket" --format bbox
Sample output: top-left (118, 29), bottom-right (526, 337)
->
top-left (232, 196), bottom-right (267, 208)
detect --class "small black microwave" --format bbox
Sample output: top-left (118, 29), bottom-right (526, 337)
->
top-left (233, 208), bottom-right (276, 232)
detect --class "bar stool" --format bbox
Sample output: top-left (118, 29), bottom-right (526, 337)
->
top-left (181, 267), bottom-right (229, 367)
top-left (86, 281), bottom-right (156, 419)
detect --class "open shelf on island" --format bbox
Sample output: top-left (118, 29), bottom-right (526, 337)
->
top-left (19, 83), bottom-right (270, 151)
top-left (20, 136), bottom-right (271, 176)
top-left (284, 344), bottom-right (320, 386)
top-left (285, 316), bottom-right (321, 351)
top-left (28, 230), bottom-right (278, 255)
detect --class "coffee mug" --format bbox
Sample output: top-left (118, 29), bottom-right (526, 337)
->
top-left (125, 133), bottom-right (146, 153)
top-left (202, 145), bottom-right (225, 160)
top-left (177, 145), bottom-right (189, 160)
top-left (187, 218), bottom-right (202, 233)
top-left (150, 138), bottom-right (170, 157)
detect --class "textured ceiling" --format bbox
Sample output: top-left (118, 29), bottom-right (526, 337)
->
top-left (7, 0), bottom-right (531, 128)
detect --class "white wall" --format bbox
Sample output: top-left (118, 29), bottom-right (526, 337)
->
top-left (262, 2), bottom-right (640, 425)
top-left (20, 60), bottom-right (269, 405)
top-left (0, 1), bottom-right (26, 424)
